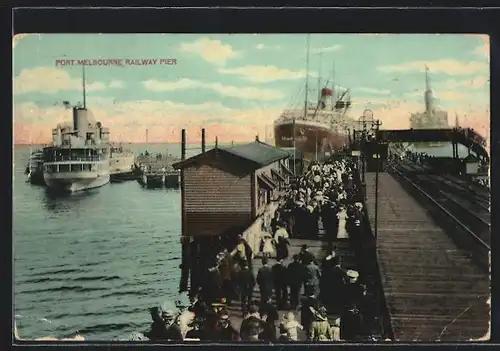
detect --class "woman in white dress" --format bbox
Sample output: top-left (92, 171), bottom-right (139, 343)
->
top-left (336, 206), bottom-right (349, 239)
top-left (260, 233), bottom-right (276, 258)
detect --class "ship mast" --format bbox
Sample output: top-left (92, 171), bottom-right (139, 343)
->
top-left (331, 60), bottom-right (335, 110)
top-left (82, 64), bottom-right (86, 109)
top-left (304, 34), bottom-right (311, 118)
top-left (317, 52), bottom-right (323, 102)
top-left (424, 65), bottom-right (433, 119)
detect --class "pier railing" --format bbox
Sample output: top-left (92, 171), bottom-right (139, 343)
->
top-left (240, 202), bottom-right (281, 256)
top-left (355, 166), bottom-right (395, 340)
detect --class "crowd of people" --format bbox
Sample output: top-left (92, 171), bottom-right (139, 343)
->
top-left (144, 157), bottom-right (377, 342)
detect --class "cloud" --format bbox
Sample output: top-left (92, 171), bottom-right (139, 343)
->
top-left (441, 76), bottom-right (489, 90)
top-left (312, 45), bottom-right (342, 54)
top-left (377, 59), bottom-right (488, 75)
top-left (12, 34), bottom-right (38, 48)
top-left (218, 65), bottom-right (306, 83)
top-left (256, 44), bottom-right (280, 50)
top-left (109, 80), bottom-right (125, 88)
top-left (13, 99), bottom-right (283, 144)
top-left (179, 37), bottom-right (240, 65)
top-left (473, 44), bottom-right (489, 61)
top-left (14, 95), bottom-right (490, 147)
top-left (13, 67), bottom-right (122, 95)
top-left (354, 87), bottom-right (391, 95)
top-left (143, 78), bottom-right (285, 101)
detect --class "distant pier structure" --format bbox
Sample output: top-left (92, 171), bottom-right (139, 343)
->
top-left (173, 133), bottom-right (294, 295)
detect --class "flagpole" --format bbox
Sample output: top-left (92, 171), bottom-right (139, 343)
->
top-left (293, 117), bottom-right (296, 175)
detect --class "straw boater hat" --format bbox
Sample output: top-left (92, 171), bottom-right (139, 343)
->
top-left (310, 306), bottom-right (328, 321)
top-left (346, 270), bottom-right (359, 281)
top-left (325, 251), bottom-right (336, 261)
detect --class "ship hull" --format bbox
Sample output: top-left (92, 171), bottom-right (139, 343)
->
top-left (274, 121), bottom-right (348, 161)
top-left (44, 172), bottom-right (110, 192)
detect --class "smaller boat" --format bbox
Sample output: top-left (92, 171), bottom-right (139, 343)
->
top-left (109, 144), bottom-right (136, 181)
top-left (25, 150), bottom-right (45, 185)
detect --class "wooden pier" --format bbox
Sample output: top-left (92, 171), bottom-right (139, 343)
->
top-left (364, 172), bottom-right (490, 341)
top-left (136, 153), bottom-right (181, 189)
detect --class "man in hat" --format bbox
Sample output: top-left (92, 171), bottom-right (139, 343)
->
top-left (240, 304), bottom-right (265, 341)
top-left (287, 254), bottom-right (304, 309)
top-left (298, 244), bottom-right (315, 265)
top-left (144, 307), bottom-right (170, 341)
top-left (303, 256), bottom-right (321, 298)
top-left (344, 270), bottom-right (361, 309)
top-left (300, 293), bottom-right (319, 340)
top-left (218, 248), bottom-right (234, 305)
top-left (236, 234), bottom-right (253, 270)
top-left (309, 306), bottom-right (333, 341)
top-left (238, 262), bottom-right (256, 315)
top-left (259, 298), bottom-right (279, 341)
top-left (256, 256), bottom-right (274, 304)
top-left (272, 259), bottom-right (289, 309)
top-left (185, 315), bottom-right (204, 340)
top-left (203, 262), bottom-right (223, 305)
top-left (219, 313), bottom-right (240, 341)
top-left (163, 310), bottom-right (184, 340)
top-left (200, 310), bottom-right (222, 341)
top-left (340, 303), bottom-right (362, 341)
top-left (330, 257), bottom-right (347, 314)
top-left (319, 250), bottom-right (337, 307)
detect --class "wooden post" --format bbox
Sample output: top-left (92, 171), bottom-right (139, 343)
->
top-left (181, 129), bottom-right (186, 161)
top-left (215, 136), bottom-right (219, 148)
top-left (179, 129), bottom-right (189, 293)
top-left (201, 128), bottom-right (206, 153)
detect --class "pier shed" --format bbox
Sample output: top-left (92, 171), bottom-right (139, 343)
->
top-left (173, 140), bottom-right (291, 239)
top-left (173, 140), bottom-right (292, 294)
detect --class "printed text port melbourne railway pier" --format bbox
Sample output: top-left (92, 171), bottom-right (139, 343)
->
top-left (13, 33), bottom-right (490, 343)
top-left (55, 58), bottom-right (177, 66)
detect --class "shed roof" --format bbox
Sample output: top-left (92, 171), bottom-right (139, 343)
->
top-left (172, 141), bottom-right (290, 170)
top-left (280, 147), bottom-right (304, 159)
top-left (221, 141), bottom-right (290, 166)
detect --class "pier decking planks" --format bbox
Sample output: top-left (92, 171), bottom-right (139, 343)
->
top-left (364, 173), bottom-right (490, 341)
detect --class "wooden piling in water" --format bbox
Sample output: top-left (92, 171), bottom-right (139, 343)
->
top-left (179, 128), bottom-right (189, 293)
top-left (201, 128), bottom-right (206, 153)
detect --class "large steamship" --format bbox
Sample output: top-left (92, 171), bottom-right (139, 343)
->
top-left (410, 66), bottom-right (450, 148)
top-left (43, 67), bottom-right (111, 192)
top-left (274, 35), bottom-right (354, 162)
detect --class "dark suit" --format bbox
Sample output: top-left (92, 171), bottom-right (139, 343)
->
top-left (256, 265), bottom-right (274, 303)
top-left (271, 263), bottom-right (289, 308)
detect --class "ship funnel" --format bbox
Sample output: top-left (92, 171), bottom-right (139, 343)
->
top-left (424, 65), bottom-right (435, 117)
top-left (319, 87), bottom-right (333, 109)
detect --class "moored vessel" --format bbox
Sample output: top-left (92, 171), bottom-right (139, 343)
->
top-left (109, 144), bottom-right (136, 181)
top-left (410, 66), bottom-right (450, 149)
top-left (43, 66), bottom-right (111, 193)
top-left (274, 35), bottom-right (353, 162)
top-left (25, 149), bottom-right (45, 185)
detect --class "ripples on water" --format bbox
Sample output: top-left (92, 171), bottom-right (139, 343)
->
top-left (14, 144), bottom-right (186, 340)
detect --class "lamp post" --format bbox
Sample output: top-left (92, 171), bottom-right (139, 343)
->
top-left (374, 119), bottom-right (382, 241)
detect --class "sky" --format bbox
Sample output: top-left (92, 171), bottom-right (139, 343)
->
top-left (12, 33), bottom-right (490, 145)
